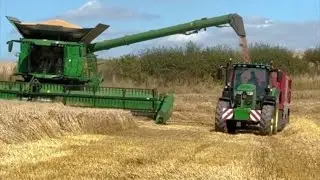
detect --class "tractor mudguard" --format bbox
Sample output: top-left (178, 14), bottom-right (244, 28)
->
top-left (219, 97), bottom-right (231, 102)
top-left (262, 93), bottom-right (277, 106)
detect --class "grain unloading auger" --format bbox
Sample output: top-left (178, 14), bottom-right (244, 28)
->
top-left (1, 13), bottom-right (247, 124)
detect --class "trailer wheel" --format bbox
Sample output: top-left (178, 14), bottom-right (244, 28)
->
top-left (280, 109), bottom-right (290, 130)
top-left (277, 110), bottom-right (286, 132)
top-left (259, 105), bottom-right (275, 135)
top-left (215, 100), bottom-right (230, 132)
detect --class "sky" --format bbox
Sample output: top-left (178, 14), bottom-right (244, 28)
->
top-left (0, 0), bottom-right (319, 61)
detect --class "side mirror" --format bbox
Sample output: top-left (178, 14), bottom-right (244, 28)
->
top-left (217, 67), bottom-right (223, 80)
top-left (7, 41), bottom-right (13, 52)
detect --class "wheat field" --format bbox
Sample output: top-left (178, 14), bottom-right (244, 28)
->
top-left (0, 82), bottom-right (319, 179)
top-left (0, 60), bottom-right (319, 179)
top-left (0, 100), bottom-right (137, 145)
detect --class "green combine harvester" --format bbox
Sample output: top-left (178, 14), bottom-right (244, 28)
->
top-left (1, 13), bottom-right (247, 124)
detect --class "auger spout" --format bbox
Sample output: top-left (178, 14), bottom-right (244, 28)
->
top-left (89, 13), bottom-right (246, 52)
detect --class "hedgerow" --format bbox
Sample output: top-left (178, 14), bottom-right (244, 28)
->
top-left (99, 42), bottom-right (319, 86)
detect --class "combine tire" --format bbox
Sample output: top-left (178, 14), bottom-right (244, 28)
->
top-left (215, 100), bottom-right (230, 132)
top-left (259, 105), bottom-right (276, 135)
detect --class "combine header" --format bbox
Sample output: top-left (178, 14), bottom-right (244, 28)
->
top-left (1, 13), bottom-right (247, 124)
top-left (215, 61), bottom-right (292, 135)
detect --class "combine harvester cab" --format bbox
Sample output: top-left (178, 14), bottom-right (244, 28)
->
top-left (1, 14), bottom-right (247, 124)
top-left (215, 61), bottom-right (292, 135)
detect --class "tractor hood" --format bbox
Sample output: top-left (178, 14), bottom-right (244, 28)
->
top-left (235, 83), bottom-right (256, 95)
top-left (234, 83), bottom-right (257, 109)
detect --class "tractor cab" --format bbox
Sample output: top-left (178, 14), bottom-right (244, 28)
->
top-left (217, 62), bottom-right (275, 108)
top-left (231, 64), bottom-right (270, 100)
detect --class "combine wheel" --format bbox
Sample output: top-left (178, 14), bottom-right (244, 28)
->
top-left (215, 100), bottom-right (230, 132)
top-left (259, 105), bottom-right (276, 135)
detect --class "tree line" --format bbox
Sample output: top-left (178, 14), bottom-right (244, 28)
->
top-left (98, 42), bottom-right (320, 86)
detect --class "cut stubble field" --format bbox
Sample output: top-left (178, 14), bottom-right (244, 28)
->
top-left (0, 17), bottom-right (319, 178)
top-left (0, 84), bottom-right (319, 180)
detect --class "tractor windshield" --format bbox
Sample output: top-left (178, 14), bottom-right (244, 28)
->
top-left (232, 67), bottom-right (269, 97)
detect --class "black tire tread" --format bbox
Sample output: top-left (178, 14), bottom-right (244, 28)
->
top-left (215, 100), bottom-right (230, 132)
top-left (259, 105), bottom-right (275, 135)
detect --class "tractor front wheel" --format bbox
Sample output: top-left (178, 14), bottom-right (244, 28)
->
top-left (214, 100), bottom-right (230, 132)
top-left (259, 105), bottom-right (276, 135)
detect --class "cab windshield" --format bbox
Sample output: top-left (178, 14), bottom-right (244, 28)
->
top-left (232, 67), bottom-right (268, 97)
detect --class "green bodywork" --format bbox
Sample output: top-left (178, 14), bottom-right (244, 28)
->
top-left (233, 84), bottom-right (256, 120)
top-left (12, 38), bottom-right (99, 84)
top-left (2, 13), bottom-right (246, 124)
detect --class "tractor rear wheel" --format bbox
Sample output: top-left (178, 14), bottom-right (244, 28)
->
top-left (259, 105), bottom-right (275, 135)
top-left (215, 100), bottom-right (230, 132)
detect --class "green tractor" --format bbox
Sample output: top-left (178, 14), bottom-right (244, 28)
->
top-left (215, 61), bottom-right (292, 135)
